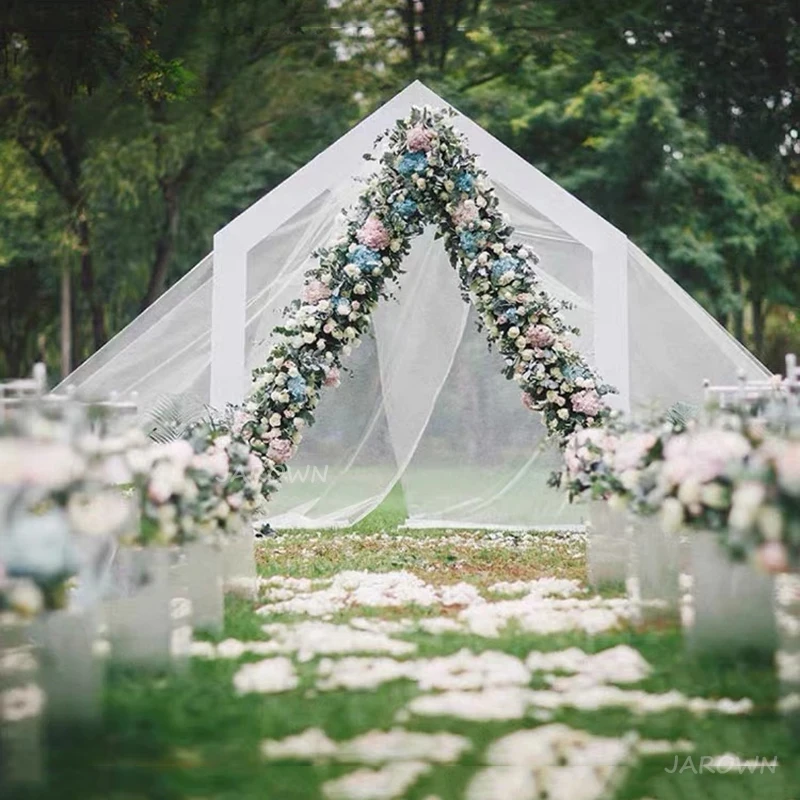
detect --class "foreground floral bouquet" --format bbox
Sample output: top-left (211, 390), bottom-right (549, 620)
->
top-left (130, 421), bottom-right (265, 546)
top-left (235, 106), bottom-right (612, 496)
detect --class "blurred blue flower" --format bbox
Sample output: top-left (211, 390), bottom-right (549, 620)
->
top-left (491, 255), bottom-right (519, 279)
top-left (456, 172), bottom-right (475, 193)
top-left (459, 231), bottom-right (480, 256)
top-left (287, 376), bottom-right (307, 402)
top-left (394, 198), bottom-right (418, 218)
top-left (397, 152), bottom-right (427, 176)
top-left (351, 245), bottom-right (381, 272)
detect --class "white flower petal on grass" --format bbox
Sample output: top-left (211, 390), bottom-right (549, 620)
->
top-left (465, 766), bottom-right (539, 800)
top-left (540, 766), bottom-right (610, 800)
top-left (405, 688), bottom-right (535, 721)
top-left (261, 728), bottom-right (469, 765)
top-left (527, 645), bottom-right (651, 690)
top-left (232, 657), bottom-right (299, 694)
top-left (338, 729), bottom-right (470, 765)
top-left (417, 618), bottom-right (465, 635)
top-left (261, 728), bottom-right (338, 760)
top-left (488, 578), bottom-right (581, 598)
top-left (349, 618), bottom-right (414, 635)
top-left (260, 621), bottom-right (416, 662)
top-left (322, 761), bottom-right (431, 800)
top-left (636, 739), bottom-right (694, 755)
top-left (316, 650), bottom-right (529, 693)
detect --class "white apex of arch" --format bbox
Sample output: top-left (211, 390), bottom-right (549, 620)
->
top-left (215, 80), bottom-right (625, 253)
top-left (211, 80), bottom-right (630, 410)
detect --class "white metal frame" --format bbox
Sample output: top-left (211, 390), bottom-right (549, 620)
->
top-left (210, 80), bottom-right (631, 411)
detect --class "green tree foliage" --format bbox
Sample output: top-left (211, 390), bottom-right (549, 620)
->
top-left (0, 0), bottom-right (797, 379)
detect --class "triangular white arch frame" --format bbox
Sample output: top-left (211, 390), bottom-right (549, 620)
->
top-left (210, 80), bottom-right (631, 412)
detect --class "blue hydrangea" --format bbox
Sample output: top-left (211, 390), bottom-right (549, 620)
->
top-left (397, 152), bottom-right (428, 176)
top-left (456, 172), bottom-right (475, 193)
top-left (459, 231), bottom-right (480, 256)
top-left (287, 376), bottom-right (307, 402)
top-left (491, 255), bottom-right (519, 280)
top-left (504, 308), bottom-right (519, 325)
top-left (394, 198), bottom-right (418, 218)
top-left (350, 245), bottom-right (381, 272)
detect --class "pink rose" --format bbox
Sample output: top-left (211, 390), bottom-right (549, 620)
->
top-left (663, 431), bottom-right (750, 486)
top-left (451, 200), bottom-right (479, 228)
top-left (521, 392), bottom-right (536, 411)
top-left (525, 325), bottom-right (555, 349)
top-left (227, 492), bottom-right (243, 511)
top-left (756, 541), bottom-right (788, 574)
top-left (324, 366), bottom-right (341, 388)
top-left (570, 389), bottom-right (603, 417)
top-left (356, 216), bottom-right (391, 250)
top-left (302, 280), bottom-right (332, 304)
top-left (267, 438), bottom-right (294, 464)
top-left (405, 125), bottom-right (434, 152)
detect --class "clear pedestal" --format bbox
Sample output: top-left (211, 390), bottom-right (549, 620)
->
top-left (776, 573), bottom-right (800, 735)
top-left (221, 531), bottom-right (258, 599)
top-left (105, 547), bottom-right (173, 670)
top-left (33, 608), bottom-right (104, 727)
top-left (629, 517), bottom-right (681, 625)
top-left (0, 617), bottom-right (44, 790)
top-left (586, 502), bottom-right (629, 591)
top-left (689, 532), bottom-right (777, 656)
top-left (182, 542), bottom-right (224, 636)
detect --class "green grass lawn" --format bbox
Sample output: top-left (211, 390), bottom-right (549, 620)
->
top-left (8, 506), bottom-right (800, 800)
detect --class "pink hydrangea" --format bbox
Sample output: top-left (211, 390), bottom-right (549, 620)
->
top-left (405, 125), bottom-right (434, 152)
top-left (525, 324), bottom-right (555, 349)
top-left (356, 216), bottom-right (391, 250)
top-left (570, 389), bottom-right (603, 417)
top-left (663, 431), bottom-right (751, 486)
top-left (612, 432), bottom-right (658, 472)
top-left (302, 280), bottom-right (331, 304)
top-left (267, 438), bottom-right (294, 464)
top-left (521, 392), bottom-right (536, 411)
top-left (324, 366), bottom-right (341, 388)
top-left (451, 199), bottom-right (479, 228)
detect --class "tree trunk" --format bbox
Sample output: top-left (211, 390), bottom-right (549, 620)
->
top-left (60, 264), bottom-right (72, 378)
top-left (77, 217), bottom-right (107, 351)
top-left (751, 295), bottom-right (766, 359)
top-left (140, 181), bottom-right (180, 311)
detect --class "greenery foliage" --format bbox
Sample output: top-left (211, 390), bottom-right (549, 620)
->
top-left (0, 0), bottom-right (797, 379)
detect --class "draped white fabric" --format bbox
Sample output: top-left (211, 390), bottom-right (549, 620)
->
top-left (58, 142), bottom-right (768, 531)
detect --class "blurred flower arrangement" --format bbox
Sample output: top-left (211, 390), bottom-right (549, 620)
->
top-left (555, 398), bottom-right (800, 573)
top-left (130, 421), bottom-right (265, 546)
top-left (236, 105), bottom-right (613, 500)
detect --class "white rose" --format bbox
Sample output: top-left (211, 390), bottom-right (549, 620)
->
top-left (492, 243), bottom-right (504, 255)
top-left (390, 240), bottom-right (402, 252)
top-left (344, 264), bottom-right (360, 278)
top-left (275, 374), bottom-right (286, 386)
top-left (353, 282), bottom-right (367, 295)
top-left (416, 178), bottom-right (426, 189)
top-left (269, 413), bottom-right (282, 427)
top-left (302, 332), bottom-right (316, 344)
top-left (557, 408), bottom-right (569, 420)
top-left (444, 179), bottom-right (455, 192)
top-left (508, 326), bottom-right (520, 338)
top-left (476, 195), bottom-right (487, 208)
top-left (521, 350), bottom-right (534, 362)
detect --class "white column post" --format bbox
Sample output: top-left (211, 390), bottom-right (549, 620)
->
top-left (210, 230), bottom-right (247, 410)
top-left (592, 235), bottom-right (631, 412)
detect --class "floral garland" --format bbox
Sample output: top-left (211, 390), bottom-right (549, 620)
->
top-left (234, 106), bottom-right (613, 497)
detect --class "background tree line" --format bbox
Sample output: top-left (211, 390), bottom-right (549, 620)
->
top-left (1, 0), bottom-right (797, 379)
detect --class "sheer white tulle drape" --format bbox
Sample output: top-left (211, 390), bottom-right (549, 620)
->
top-left (57, 172), bottom-right (768, 530)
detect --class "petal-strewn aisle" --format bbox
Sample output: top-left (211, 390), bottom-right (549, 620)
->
top-left (33, 529), bottom-right (799, 799)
